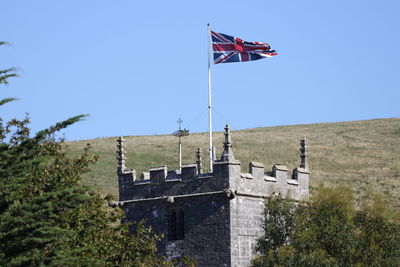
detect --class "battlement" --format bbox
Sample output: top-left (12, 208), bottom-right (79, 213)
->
top-left (117, 125), bottom-right (309, 203)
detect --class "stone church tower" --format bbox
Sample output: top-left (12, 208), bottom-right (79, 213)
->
top-left (116, 125), bottom-right (309, 266)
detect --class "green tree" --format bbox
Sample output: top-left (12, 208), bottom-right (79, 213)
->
top-left (354, 194), bottom-right (400, 266)
top-left (252, 187), bottom-right (400, 267)
top-left (253, 196), bottom-right (299, 267)
top-left (0, 42), bottom-right (170, 266)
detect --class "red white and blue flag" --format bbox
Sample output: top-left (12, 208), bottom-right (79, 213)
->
top-left (211, 31), bottom-right (277, 64)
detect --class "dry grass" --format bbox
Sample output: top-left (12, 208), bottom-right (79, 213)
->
top-left (67, 118), bottom-right (400, 209)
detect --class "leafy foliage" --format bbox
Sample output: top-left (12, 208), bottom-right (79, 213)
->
top-left (252, 187), bottom-right (400, 267)
top-left (0, 43), bottom-right (171, 266)
top-left (256, 196), bottom-right (299, 254)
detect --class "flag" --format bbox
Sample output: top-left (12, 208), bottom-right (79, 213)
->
top-left (211, 31), bottom-right (277, 64)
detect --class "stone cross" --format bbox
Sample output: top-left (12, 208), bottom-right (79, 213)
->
top-left (300, 137), bottom-right (309, 171)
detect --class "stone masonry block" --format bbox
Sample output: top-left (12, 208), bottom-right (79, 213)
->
top-left (272, 164), bottom-right (288, 196)
top-left (149, 165), bottom-right (167, 183)
top-left (249, 161), bottom-right (264, 179)
top-left (181, 163), bottom-right (198, 180)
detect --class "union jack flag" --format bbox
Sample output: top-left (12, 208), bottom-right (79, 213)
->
top-left (211, 31), bottom-right (277, 64)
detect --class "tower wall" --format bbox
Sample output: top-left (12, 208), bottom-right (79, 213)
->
top-left (123, 194), bottom-right (232, 266)
top-left (230, 195), bottom-right (265, 266)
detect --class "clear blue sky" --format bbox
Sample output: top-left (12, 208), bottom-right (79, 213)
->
top-left (2, 1), bottom-right (399, 140)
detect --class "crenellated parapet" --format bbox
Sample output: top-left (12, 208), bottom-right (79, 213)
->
top-left (117, 125), bottom-right (310, 203)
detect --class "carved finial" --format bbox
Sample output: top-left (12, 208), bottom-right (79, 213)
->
top-left (220, 124), bottom-right (235, 161)
top-left (223, 124), bottom-right (232, 149)
top-left (196, 147), bottom-right (203, 174)
top-left (117, 136), bottom-right (126, 171)
top-left (300, 137), bottom-right (309, 171)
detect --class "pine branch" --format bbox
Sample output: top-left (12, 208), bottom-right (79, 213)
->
top-left (0, 68), bottom-right (18, 85)
top-left (0, 97), bottom-right (18, 106)
top-left (34, 115), bottom-right (89, 142)
top-left (0, 74), bottom-right (18, 85)
top-left (0, 68), bottom-right (17, 75)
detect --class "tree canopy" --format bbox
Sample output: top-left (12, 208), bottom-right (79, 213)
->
top-left (252, 187), bottom-right (400, 267)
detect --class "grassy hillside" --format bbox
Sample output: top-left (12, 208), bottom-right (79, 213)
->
top-left (67, 118), bottom-right (400, 209)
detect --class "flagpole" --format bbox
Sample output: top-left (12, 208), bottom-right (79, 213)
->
top-left (207, 23), bottom-right (213, 173)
